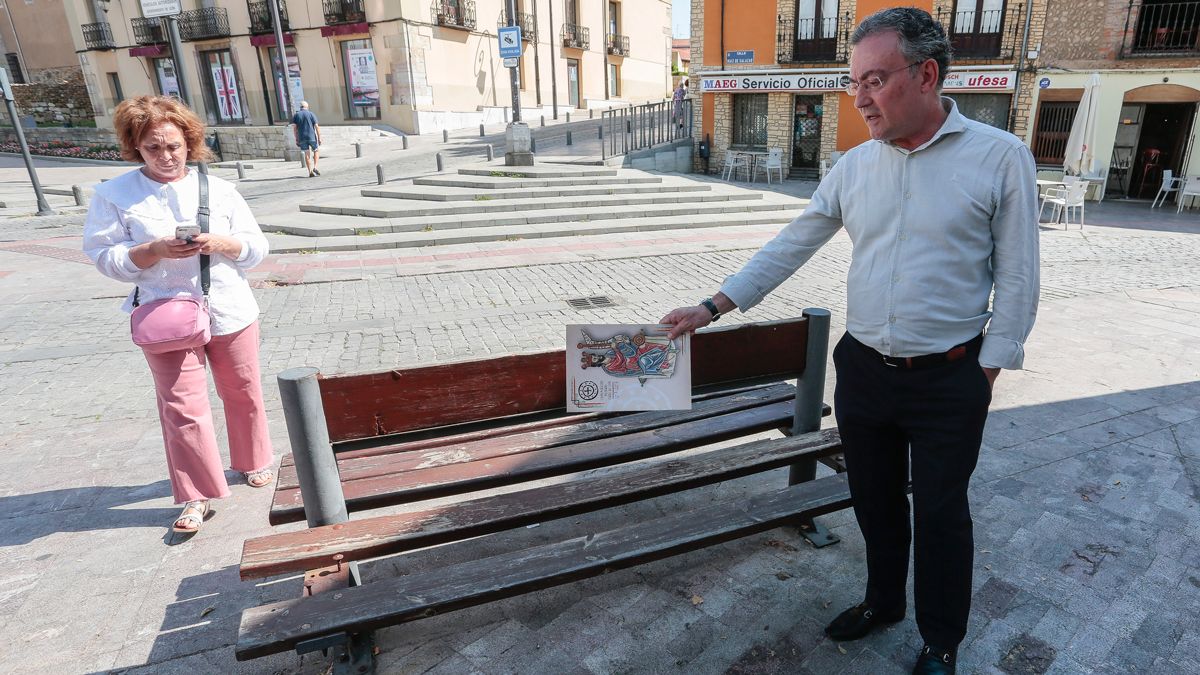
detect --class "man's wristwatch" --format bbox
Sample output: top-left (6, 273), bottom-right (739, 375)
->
top-left (700, 297), bottom-right (721, 322)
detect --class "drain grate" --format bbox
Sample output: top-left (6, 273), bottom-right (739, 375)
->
top-left (566, 295), bottom-right (617, 310)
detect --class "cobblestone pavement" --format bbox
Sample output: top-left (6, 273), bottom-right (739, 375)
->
top-left (1, 159), bottom-right (1199, 674)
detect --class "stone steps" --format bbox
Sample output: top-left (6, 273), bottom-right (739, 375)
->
top-left (265, 211), bottom-right (796, 253)
top-left (456, 166), bottom-right (619, 178)
top-left (360, 181), bottom-right (713, 202)
top-left (413, 175), bottom-right (663, 189)
top-left (264, 199), bottom-right (796, 237)
top-left (297, 190), bottom-right (763, 219)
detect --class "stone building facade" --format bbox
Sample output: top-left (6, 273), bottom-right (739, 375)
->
top-left (688, 0), bottom-right (1044, 179)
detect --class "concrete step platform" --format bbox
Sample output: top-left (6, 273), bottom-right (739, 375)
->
top-left (413, 174), bottom-right (663, 190)
top-left (298, 190), bottom-right (764, 219)
top-left (456, 166), bottom-right (620, 178)
top-left (263, 200), bottom-right (797, 237)
top-left (361, 181), bottom-right (713, 202)
top-left (265, 211), bottom-right (796, 252)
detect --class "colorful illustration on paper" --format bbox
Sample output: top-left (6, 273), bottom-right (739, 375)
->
top-left (566, 324), bottom-right (691, 412)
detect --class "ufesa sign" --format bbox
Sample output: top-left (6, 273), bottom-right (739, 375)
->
top-left (701, 73), bottom-right (848, 93)
top-left (942, 70), bottom-right (1015, 91)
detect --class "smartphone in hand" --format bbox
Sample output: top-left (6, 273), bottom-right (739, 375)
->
top-left (175, 225), bottom-right (201, 242)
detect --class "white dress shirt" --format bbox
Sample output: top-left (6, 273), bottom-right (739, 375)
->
top-left (83, 167), bottom-right (269, 336)
top-left (721, 98), bottom-right (1039, 370)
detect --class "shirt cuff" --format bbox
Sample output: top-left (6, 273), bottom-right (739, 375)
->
top-left (719, 275), bottom-right (765, 313)
top-left (115, 245), bottom-right (141, 275)
top-left (979, 334), bottom-right (1025, 370)
top-left (235, 239), bottom-right (249, 262)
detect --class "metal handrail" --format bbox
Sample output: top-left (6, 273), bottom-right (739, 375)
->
top-left (179, 7), bottom-right (230, 41)
top-left (433, 0), bottom-right (476, 30)
top-left (606, 33), bottom-right (630, 56)
top-left (82, 22), bottom-right (116, 50)
top-left (131, 17), bottom-right (166, 45)
top-left (937, 2), bottom-right (1025, 59)
top-left (496, 11), bottom-right (535, 40)
top-left (248, 0), bottom-right (290, 34)
top-left (602, 99), bottom-right (693, 160)
top-left (323, 0), bottom-right (365, 25)
top-left (1120, 0), bottom-right (1200, 56)
top-left (562, 23), bottom-right (589, 49)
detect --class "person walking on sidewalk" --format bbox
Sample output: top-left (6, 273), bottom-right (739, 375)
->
top-left (292, 100), bottom-right (322, 177)
top-left (659, 8), bottom-right (1039, 674)
top-left (672, 80), bottom-right (688, 129)
top-left (83, 95), bottom-right (275, 536)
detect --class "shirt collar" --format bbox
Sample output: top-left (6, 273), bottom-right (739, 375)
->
top-left (883, 96), bottom-right (968, 154)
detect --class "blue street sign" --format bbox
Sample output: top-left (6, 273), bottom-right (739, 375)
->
top-left (727, 50), bottom-right (754, 64)
top-left (499, 26), bottom-right (522, 58)
top-left (1039, 77), bottom-right (1050, 89)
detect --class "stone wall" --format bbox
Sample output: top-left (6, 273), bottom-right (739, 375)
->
top-left (10, 75), bottom-right (95, 127)
top-left (820, 92), bottom-right (840, 163)
top-left (0, 126), bottom-right (115, 146)
top-left (1040, 0), bottom-right (1200, 69)
top-left (213, 126), bottom-right (298, 161)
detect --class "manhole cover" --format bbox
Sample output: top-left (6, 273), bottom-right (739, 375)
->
top-left (566, 295), bottom-right (616, 310)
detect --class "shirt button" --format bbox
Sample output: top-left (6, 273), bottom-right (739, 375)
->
top-left (892, 276), bottom-right (900, 283)
top-left (905, 192), bottom-right (912, 199)
top-left (888, 315), bottom-right (896, 323)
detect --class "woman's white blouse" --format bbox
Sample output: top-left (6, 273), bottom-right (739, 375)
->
top-left (83, 167), bottom-right (269, 336)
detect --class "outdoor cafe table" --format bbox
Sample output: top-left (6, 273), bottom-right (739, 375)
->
top-left (734, 150), bottom-right (768, 182)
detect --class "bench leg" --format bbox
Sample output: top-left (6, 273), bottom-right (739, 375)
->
top-left (297, 561), bottom-right (377, 674)
top-left (789, 308), bottom-right (841, 548)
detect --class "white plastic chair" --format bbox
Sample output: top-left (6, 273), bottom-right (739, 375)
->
top-left (758, 147), bottom-right (784, 183)
top-left (819, 150), bottom-right (844, 180)
top-left (1040, 181), bottom-right (1088, 228)
top-left (1152, 169), bottom-right (1183, 208)
top-left (1176, 175), bottom-right (1200, 213)
top-left (721, 150), bottom-right (750, 181)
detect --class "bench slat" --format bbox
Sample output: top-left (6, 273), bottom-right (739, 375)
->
top-left (319, 319), bottom-right (809, 442)
top-left (243, 428), bottom-right (841, 579)
top-left (275, 383), bottom-right (799, 490)
top-left (268, 399), bottom-right (796, 524)
top-left (236, 471), bottom-right (850, 660)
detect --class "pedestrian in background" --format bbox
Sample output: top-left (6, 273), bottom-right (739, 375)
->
top-left (672, 80), bottom-right (687, 129)
top-left (82, 95), bottom-right (275, 536)
top-left (660, 8), bottom-right (1038, 674)
top-left (291, 100), bottom-right (322, 177)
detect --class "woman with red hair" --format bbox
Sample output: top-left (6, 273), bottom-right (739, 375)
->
top-left (83, 96), bottom-right (274, 536)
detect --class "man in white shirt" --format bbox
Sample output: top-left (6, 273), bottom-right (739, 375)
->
top-left (662, 8), bottom-right (1039, 674)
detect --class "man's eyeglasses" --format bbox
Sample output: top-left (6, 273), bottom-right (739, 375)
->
top-left (845, 61), bottom-right (923, 96)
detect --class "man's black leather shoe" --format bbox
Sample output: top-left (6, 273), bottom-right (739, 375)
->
top-left (823, 603), bottom-right (905, 641)
top-left (912, 645), bottom-right (956, 674)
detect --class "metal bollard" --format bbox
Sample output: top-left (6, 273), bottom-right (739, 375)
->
top-left (486, 145), bottom-right (494, 161)
top-left (235, 161), bottom-right (246, 179)
top-left (480, 123), bottom-right (486, 137)
top-left (376, 163), bottom-right (385, 185)
top-left (787, 307), bottom-right (839, 548)
top-left (504, 107), bottom-right (510, 122)
top-left (436, 152), bottom-right (445, 171)
top-left (277, 367), bottom-right (349, 528)
top-left (71, 184), bottom-right (86, 206)
top-left (402, 136), bottom-right (409, 150)
top-left (589, 109), bottom-right (594, 119)
top-left (566, 131), bottom-right (572, 146)
top-left (598, 125), bottom-right (604, 139)
top-left (566, 112), bottom-right (571, 123)
top-left (530, 136), bottom-right (537, 153)
top-left (443, 129), bottom-right (449, 142)
top-left (354, 142), bottom-right (362, 158)
top-left (540, 115), bottom-right (545, 127)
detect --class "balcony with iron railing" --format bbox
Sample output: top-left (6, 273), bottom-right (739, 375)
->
top-left (82, 22), bottom-right (116, 50)
top-left (131, 17), bottom-right (167, 45)
top-left (496, 11), bottom-right (535, 40)
top-left (433, 1), bottom-right (476, 30)
top-left (562, 23), bottom-right (589, 49)
top-left (936, 2), bottom-right (1025, 59)
top-left (1121, 0), bottom-right (1200, 56)
top-left (606, 33), bottom-right (629, 56)
top-left (248, 0), bottom-right (289, 34)
top-left (179, 7), bottom-right (230, 40)
top-left (777, 12), bottom-right (847, 63)
top-left (323, 0), bottom-right (365, 25)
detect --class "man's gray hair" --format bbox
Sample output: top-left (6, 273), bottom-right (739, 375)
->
top-left (850, 7), bottom-right (952, 89)
top-left (300, 100), bottom-right (310, 109)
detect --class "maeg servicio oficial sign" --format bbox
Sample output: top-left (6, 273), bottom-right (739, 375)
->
top-left (700, 70), bottom-right (1015, 93)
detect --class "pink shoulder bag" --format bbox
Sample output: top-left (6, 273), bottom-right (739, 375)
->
top-left (130, 171), bottom-right (212, 354)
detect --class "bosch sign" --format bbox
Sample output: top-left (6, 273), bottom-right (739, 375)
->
top-left (942, 71), bottom-right (1014, 90)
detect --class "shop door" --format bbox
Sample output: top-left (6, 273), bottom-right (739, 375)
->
top-left (1133, 102), bottom-right (1196, 198)
top-left (154, 58), bottom-right (180, 98)
top-left (341, 39), bottom-right (380, 120)
top-left (200, 50), bottom-right (244, 124)
top-left (946, 93), bottom-right (1010, 130)
top-left (567, 59), bottom-right (580, 109)
top-left (792, 95), bottom-right (822, 174)
top-left (268, 45), bottom-right (304, 122)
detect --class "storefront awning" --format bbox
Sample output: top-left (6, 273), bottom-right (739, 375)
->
top-left (249, 33), bottom-right (295, 47)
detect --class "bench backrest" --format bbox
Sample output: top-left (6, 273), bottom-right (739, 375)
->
top-left (318, 318), bottom-right (811, 443)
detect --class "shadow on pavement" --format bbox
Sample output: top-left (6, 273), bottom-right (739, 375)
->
top-left (0, 480), bottom-right (176, 546)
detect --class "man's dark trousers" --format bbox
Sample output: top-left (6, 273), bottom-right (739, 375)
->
top-left (832, 332), bottom-right (991, 650)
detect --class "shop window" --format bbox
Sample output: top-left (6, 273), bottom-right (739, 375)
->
top-left (1032, 101), bottom-right (1078, 164)
top-left (608, 63), bottom-right (619, 97)
top-left (732, 93), bottom-right (768, 148)
top-left (5, 54), bottom-right (23, 83)
top-left (946, 93), bottom-right (1010, 130)
top-left (107, 72), bottom-right (124, 103)
top-left (153, 58), bottom-right (180, 98)
top-left (341, 39), bottom-right (380, 120)
top-left (268, 45), bottom-right (304, 121)
top-left (200, 49), bottom-right (244, 124)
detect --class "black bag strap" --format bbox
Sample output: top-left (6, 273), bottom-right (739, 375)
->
top-left (133, 169), bottom-right (210, 307)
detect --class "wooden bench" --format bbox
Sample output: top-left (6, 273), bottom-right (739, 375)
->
top-left (235, 310), bottom-right (850, 671)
